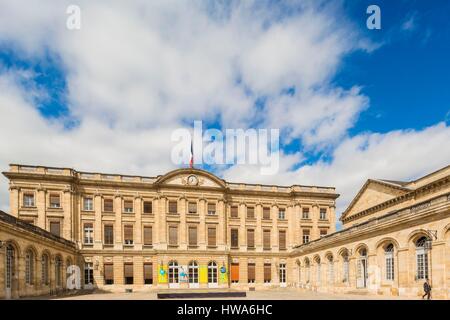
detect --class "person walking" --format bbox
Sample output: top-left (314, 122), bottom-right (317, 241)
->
top-left (422, 278), bottom-right (432, 300)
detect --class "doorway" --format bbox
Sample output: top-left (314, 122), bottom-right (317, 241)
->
top-left (5, 244), bottom-right (15, 299)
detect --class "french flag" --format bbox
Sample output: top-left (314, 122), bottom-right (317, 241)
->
top-left (189, 138), bottom-right (194, 168)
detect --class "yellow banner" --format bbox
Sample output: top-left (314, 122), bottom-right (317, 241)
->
top-left (199, 266), bottom-right (208, 284)
top-left (157, 264), bottom-right (168, 284)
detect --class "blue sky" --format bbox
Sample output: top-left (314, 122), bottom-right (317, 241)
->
top-left (0, 0), bottom-right (449, 222)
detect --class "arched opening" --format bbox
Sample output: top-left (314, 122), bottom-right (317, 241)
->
top-left (208, 261), bottom-right (218, 288)
top-left (305, 258), bottom-right (311, 284)
top-left (55, 255), bottom-right (62, 288)
top-left (188, 261), bottom-right (199, 288)
top-left (5, 243), bottom-right (17, 299)
top-left (314, 256), bottom-right (321, 286)
top-left (168, 260), bottom-right (179, 288)
top-left (25, 249), bottom-right (35, 286)
top-left (327, 255), bottom-right (334, 285)
top-left (356, 247), bottom-right (368, 288)
top-left (340, 249), bottom-right (349, 283)
top-left (41, 253), bottom-right (50, 287)
top-left (415, 236), bottom-right (430, 281)
top-left (384, 244), bottom-right (395, 281)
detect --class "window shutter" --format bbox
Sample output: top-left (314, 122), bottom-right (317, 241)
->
top-left (279, 230), bottom-right (286, 250)
top-left (264, 264), bottom-right (271, 282)
top-left (104, 264), bottom-right (113, 281)
top-left (208, 227), bottom-right (216, 246)
top-left (143, 226), bottom-right (152, 245)
top-left (50, 222), bottom-right (60, 236)
top-left (124, 264), bottom-right (133, 278)
top-left (247, 229), bottom-right (255, 248)
top-left (263, 207), bottom-right (270, 219)
top-left (188, 202), bottom-right (197, 214)
top-left (247, 206), bottom-right (255, 218)
top-left (143, 201), bottom-right (152, 214)
top-left (231, 206), bottom-right (238, 217)
top-left (144, 263), bottom-right (153, 283)
top-left (168, 201), bottom-right (178, 213)
top-left (231, 229), bottom-right (239, 248)
top-left (124, 225), bottom-right (133, 241)
top-left (248, 263), bottom-right (255, 281)
top-left (207, 203), bottom-right (216, 214)
top-left (263, 230), bottom-right (271, 249)
top-left (104, 199), bottom-right (114, 212)
top-left (188, 226), bottom-right (197, 245)
top-left (169, 226), bottom-right (178, 245)
top-left (104, 225), bottom-right (114, 245)
top-left (231, 263), bottom-right (239, 282)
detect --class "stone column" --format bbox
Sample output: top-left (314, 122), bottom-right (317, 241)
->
top-left (94, 194), bottom-right (103, 250)
top-left (271, 205), bottom-right (278, 251)
top-left (159, 196), bottom-right (167, 249)
top-left (135, 196), bottom-right (143, 250)
top-left (63, 189), bottom-right (73, 240)
top-left (113, 255), bottom-right (124, 285)
top-left (134, 256), bottom-right (144, 286)
top-left (397, 248), bottom-right (409, 294)
top-left (114, 195), bottom-right (123, 250)
top-left (218, 199), bottom-right (226, 249)
top-left (329, 205), bottom-right (336, 233)
top-left (9, 186), bottom-right (20, 217)
top-left (292, 202), bottom-right (300, 248)
top-left (199, 198), bottom-right (206, 248)
top-left (179, 197), bottom-right (187, 249)
top-left (37, 187), bottom-right (47, 230)
top-left (94, 256), bottom-right (104, 287)
top-left (431, 241), bottom-right (446, 298)
top-left (311, 203), bottom-right (319, 240)
top-left (255, 203), bottom-right (262, 251)
top-left (153, 197), bottom-right (160, 245)
top-left (239, 202), bottom-right (246, 251)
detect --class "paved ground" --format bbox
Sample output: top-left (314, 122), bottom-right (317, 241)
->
top-left (51, 288), bottom-right (418, 300)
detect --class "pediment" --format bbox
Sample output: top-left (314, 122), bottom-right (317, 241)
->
top-left (341, 179), bottom-right (410, 221)
top-left (156, 168), bottom-right (226, 189)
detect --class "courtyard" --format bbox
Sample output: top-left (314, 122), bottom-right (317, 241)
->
top-left (46, 288), bottom-right (421, 300)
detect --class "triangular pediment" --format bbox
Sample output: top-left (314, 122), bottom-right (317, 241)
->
top-left (341, 179), bottom-right (410, 221)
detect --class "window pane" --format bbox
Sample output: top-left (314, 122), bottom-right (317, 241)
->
top-left (104, 199), bottom-right (114, 212)
top-left (143, 201), bottom-right (152, 214)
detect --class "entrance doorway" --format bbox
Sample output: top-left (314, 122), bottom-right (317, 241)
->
top-left (356, 248), bottom-right (368, 289)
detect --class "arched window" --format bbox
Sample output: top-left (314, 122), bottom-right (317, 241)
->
top-left (385, 244), bottom-right (394, 281)
top-left (416, 236), bottom-right (429, 280)
top-left (25, 249), bottom-right (34, 285)
top-left (341, 251), bottom-right (349, 283)
top-left (188, 261), bottom-right (198, 284)
top-left (208, 261), bottom-right (218, 284)
top-left (41, 254), bottom-right (49, 285)
top-left (168, 261), bottom-right (179, 283)
top-left (55, 256), bottom-right (62, 287)
top-left (6, 244), bottom-right (15, 291)
top-left (327, 255), bottom-right (334, 285)
top-left (305, 259), bottom-right (310, 283)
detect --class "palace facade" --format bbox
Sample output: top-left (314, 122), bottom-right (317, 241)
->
top-left (1, 164), bottom-right (337, 297)
top-left (1, 163), bottom-right (449, 299)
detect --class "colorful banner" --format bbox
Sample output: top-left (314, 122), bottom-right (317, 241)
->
top-left (219, 266), bottom-right (228, 284)
top-left (199, 266), bottom-right (208, 284)
top-left (158, 264), bottom-right (168, 284)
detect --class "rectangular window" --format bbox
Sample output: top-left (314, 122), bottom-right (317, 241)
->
top-left (188, 226), bottom-right (197, 246)
top-left (303, 229), bottom-right (310, 244)
top-left (104, 225), bottom-right (114, 245)
top-left (231, 263), bottom-right (239, 283)
top-left (263, 207), bottom-right (270, 219)
top-left (50, 221), bottom-right (60, 237)
top-left (247, 263), bottom-right (255, 283)
top-left (247, 229), bottom-right (255, 249)
top-left (84, 262), bottom-right (93, 285)
top-left (83, 223), bottom-right (94, 245)
top-left (49, 194), bottom-right (61, 208)
top-left (207, 203), bottom-right (216, 215)
top-left (320, 208), bottom-right (327, 220)
top-left (247, 206), bottom-right (255, 219)
top-left (83, 197), bottom-right (93, 211)
top-left (302, 207), bottom-right (310, 219)
top-left (230, 206), bottom-right (238, 218)
top-left (188, 202), bottom-right (197, 214)
top-left (278, 208), bottom-right (286, 220)
top-left (207, 227), bottom-right (216, 247)
top-left (264, 263), bottom-right (271, 283)
top-left (168, 201), bottom-right (178, 214)
top-left (23, 193), bottom-right (35, 207)
top-left (144, 263), bottom-right (153, 285)
top-left (320, 229), bottom-right (328, 237)
top-left (124, 225), bottom-right (134, 245)
top-left (104, 264), bottom-right (114, 285)
top-left (124, 200), bottom-right (134, 213)
top-left (231, 229), bottom-right (239, 248)
top-left (103, 199), bottom-right (114, 212)
top-left (143, 226), bottom-right (152, 246)
top-left (386, 254), bottom-right (394, 281)
top-left (279, 230), bottom-right (287, 250)
top-left (143, 201), bottom-right (152, 214)
top-left (263, 230), bottom-right (271, 250)
top-left (124, 263), bottom-right (134, 285)
top-left (169, 226), bottom-right (178, 246)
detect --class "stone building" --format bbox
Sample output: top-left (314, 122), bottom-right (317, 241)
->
top-left (290, 165), bottom-right (450, 299)
top-left (2, 164), bottom-right (337, 295)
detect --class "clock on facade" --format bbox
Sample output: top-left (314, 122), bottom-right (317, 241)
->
top-left (187, 175), bottom-right (198, 185)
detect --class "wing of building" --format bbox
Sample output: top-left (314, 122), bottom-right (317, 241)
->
top-left (1, 164), bottom-right (338, 298)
